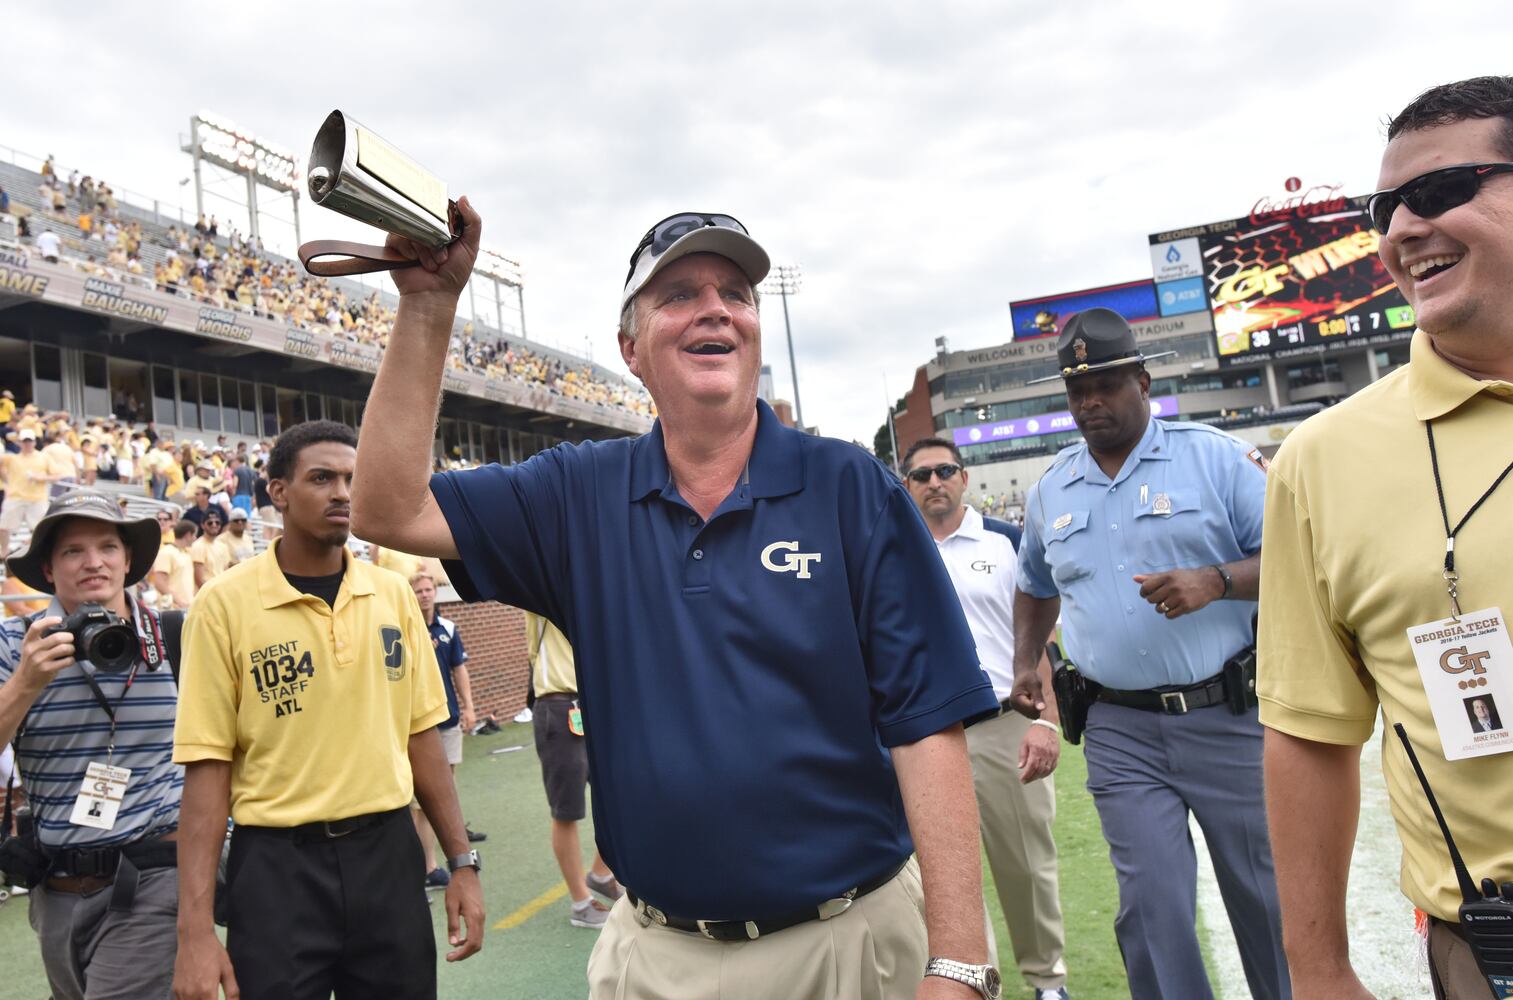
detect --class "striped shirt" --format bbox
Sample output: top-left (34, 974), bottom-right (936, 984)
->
top-left (0, 597), bottom-right (182, 848)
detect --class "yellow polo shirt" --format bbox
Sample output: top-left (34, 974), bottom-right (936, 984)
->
top-left (1259, 330), bottom-right (1513, 921)
top-left (152, 544), bottom-right (196, 608)
top-left (1, 450), bottom-right (51, 502)
top-left (173, 541), bottom-right (447, 827)
top-left (190, 534), bottom-right (233, 581)
top-left (525, 612), bottom-right (578, 696)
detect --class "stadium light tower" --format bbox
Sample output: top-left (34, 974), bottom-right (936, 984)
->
top-left (761, 264), bottom-right (804, 432)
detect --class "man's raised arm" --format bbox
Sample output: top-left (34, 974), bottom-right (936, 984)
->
top-left (350, 197), bottom-right (482, 560)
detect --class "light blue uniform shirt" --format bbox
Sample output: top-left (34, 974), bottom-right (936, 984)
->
top-left (1017, 415), bottom-right (1266, 689)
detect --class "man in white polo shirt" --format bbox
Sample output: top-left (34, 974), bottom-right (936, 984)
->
top-left (903, 437), bottom-right (1070, 1000)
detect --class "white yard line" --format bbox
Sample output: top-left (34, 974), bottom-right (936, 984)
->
top-left (1195, 723), bottom-right (1425, 999)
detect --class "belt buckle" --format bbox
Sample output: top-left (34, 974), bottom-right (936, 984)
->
top-left (818, 891), bottom-right (857, 920)
top-left (644, 904), bottom-right (667, 926)
top-left (1160, 690), bottom-right (1188, 714)
top-left (321, 820), bottom-right (355, 839)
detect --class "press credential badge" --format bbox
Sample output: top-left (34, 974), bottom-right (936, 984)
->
top-left (69, 761), bottom-right (131, 830)
top-left (1407, 607), bottom-right (1513, 761)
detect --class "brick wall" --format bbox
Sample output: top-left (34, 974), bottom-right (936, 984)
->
top-left (439, 600), bottom-right (532, 722)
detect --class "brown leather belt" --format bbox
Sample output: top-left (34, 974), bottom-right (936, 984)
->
top-left (297, 240), bottom-right (423, 278)
top-left (46, 873), bottom-right (114, 894)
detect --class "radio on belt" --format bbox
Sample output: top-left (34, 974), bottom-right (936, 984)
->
top-left (1394, 723), bottom-right (1513, 997)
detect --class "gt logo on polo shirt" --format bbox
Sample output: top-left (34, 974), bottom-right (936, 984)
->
top-left (760, 540), bottom-right (822, 579)
top-left (381, 626), bottom-right (405, 681)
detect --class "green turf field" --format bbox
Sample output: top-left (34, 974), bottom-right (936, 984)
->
top-left (1, 724), bottom-right (1214, 998)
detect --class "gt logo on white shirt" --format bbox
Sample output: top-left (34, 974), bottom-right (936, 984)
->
top-left (761, 540), bottom-right (822, 580)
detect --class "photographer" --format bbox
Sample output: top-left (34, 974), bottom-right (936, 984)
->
top-left (0, 490), bottom-right (181, 1000)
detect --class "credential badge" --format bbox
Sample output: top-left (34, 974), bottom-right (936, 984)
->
top-left (1072, 338), bottom-right (1088, 363)
top-left (1152, 493), bottom-right (1173, 516)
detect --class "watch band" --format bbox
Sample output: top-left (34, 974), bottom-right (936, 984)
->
top-left (446, 849), bottom-right (481, 873)
top-left (1211, 563), bottom-right (1233, 599)
top-left (923, 957), bottom-right (1002, 999)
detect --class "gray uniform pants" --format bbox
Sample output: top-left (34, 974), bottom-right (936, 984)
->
top-left (1083, 701), bottom-right (1290, 1000)
top-left (28, 866), bottom-right (178, 1000)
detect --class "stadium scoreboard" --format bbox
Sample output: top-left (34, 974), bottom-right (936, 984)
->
top-left (1149, 194), bottom-right (1415, 367)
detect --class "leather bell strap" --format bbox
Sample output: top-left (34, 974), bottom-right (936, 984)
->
top-left (298, 240), bottom-right (424, 278)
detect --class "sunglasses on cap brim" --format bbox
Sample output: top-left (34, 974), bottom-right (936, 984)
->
top-left (905, 463), bottom-right (962, 484)
top-left (624, 213), bottom-right (749, 287)
top-left (1367, 162), bottom-right (1513, 234)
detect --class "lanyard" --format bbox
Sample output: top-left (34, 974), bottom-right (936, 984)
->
top-left (1425, 422), bottom-right (1513, 619)
top-left (75, 601), bottom-right (163, 763)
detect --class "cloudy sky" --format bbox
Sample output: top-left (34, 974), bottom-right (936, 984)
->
top-left (6, 2), bottom-right (1505, 444)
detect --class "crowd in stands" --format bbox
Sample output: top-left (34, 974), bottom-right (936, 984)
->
top-left (1, 154), bottom-right (654, 418)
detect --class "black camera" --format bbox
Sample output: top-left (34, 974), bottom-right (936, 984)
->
top-left (0, 806), bottom-right (49, 890)
top-left (45, 603), bottom-right (137, 673)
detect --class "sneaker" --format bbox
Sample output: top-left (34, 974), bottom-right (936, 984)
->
top-left (1035, 989), bottom-right (1070, 1000)
top-left (5, 884), bottom-right (28, 896)
top-left (513, 708), bottom-right (533, 724)
top-left (425, 867), bottom-right (451, 891)
top-left (465, 826), bottom-right (487, 843)
top-left (570, 897), bottom-right (611, 929)
top-left (585, 871), bottom-right (623, 902)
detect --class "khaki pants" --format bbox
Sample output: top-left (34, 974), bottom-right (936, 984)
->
top-left (587, 858), bottom-right (927, 1000)
top-left (1430, 919), bottom-right (1497, 1000)
top-left (966, 710), bottom-right (1067, 991)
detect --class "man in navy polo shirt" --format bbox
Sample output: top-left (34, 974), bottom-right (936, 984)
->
top-left (352, 203), bottom-right (1004, 1000)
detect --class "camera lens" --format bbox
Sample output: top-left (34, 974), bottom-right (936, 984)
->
top-left (86, 623), bottom-right (137, 673)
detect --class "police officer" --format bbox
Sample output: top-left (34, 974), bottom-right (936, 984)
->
top-left (1007, 308), bottom-right (1290, 1000)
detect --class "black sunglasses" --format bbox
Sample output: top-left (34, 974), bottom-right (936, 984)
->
top-left (624, 213), bottom-right (749, 286)
top-left (1366, 162), bottom-right (1513, 234)
top-left (905, 463), bottom-right (962, 485)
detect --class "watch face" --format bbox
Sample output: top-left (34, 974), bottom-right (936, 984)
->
top-left (983, 966), bottom-right (1002, 999)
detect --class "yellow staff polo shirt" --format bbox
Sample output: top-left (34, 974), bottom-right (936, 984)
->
top-left (525, 612), bottom-right (578, 696)
top-left (1259, 330), bottom-right (1513, 921)
top-left (173, 540), bottom-right (447, 827)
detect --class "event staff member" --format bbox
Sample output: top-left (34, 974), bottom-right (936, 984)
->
top-left (1009, 309), bottom-right (1288, 1000)
top-left (903, 437), bottom-right (1070, 1000)
top-left (1261, 77), bottom-right (1513, 1000)
top-left (0, 491), bottom-right (180, 1000)
top-left (353, 205), bottom-right (1004, 1000)
top-left (525, 610), bottom-right (621, 929)
top-left (408, 569), bottom-right (485, 889)
top-left (171, 421), bottom-right (484, 1000)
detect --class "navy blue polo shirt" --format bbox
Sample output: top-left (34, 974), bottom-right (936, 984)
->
top-left (427, 615), bottom-right (467, 729)
top-left (432, 400), bottom-right (995, 919)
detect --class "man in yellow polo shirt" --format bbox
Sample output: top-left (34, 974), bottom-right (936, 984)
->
top-left (170, 421), bottom-right (485, 1000)
top-left (1261, 77), bottom-right (1513, 1000)
top-left (1, 429), bottom-right (61, 555)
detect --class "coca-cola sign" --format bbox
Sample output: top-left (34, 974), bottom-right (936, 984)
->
top-left (1249, 177), bottom-right (1349, 227)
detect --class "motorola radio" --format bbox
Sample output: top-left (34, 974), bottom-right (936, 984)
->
top-left (1393, 723), bottom-right (1513, 997)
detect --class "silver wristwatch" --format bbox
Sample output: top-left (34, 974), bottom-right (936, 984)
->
top-left (924, 957), bottom-right (1002, 998)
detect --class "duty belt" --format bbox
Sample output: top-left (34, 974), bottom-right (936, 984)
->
top-left (1097, 673), bottom-right (1228, 715)
top-left (625, 858), bottom-right (908, 942)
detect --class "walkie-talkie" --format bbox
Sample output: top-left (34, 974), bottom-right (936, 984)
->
top-left (1393, 723), bottom-right (1513, 997)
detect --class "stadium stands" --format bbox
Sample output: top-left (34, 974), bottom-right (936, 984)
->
top-left (0, 153), bottom-right (653, 418)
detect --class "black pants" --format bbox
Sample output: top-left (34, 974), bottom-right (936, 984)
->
top-left (225, 807), bottom-right (436, 1000)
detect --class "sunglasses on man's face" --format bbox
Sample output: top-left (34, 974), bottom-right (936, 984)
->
top-left (624, 213), bottom-right (749, 286)
top-left (905, 463), bottom-right (962, 485)
top-left (1367, 162), bottom-right (1513, 234)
